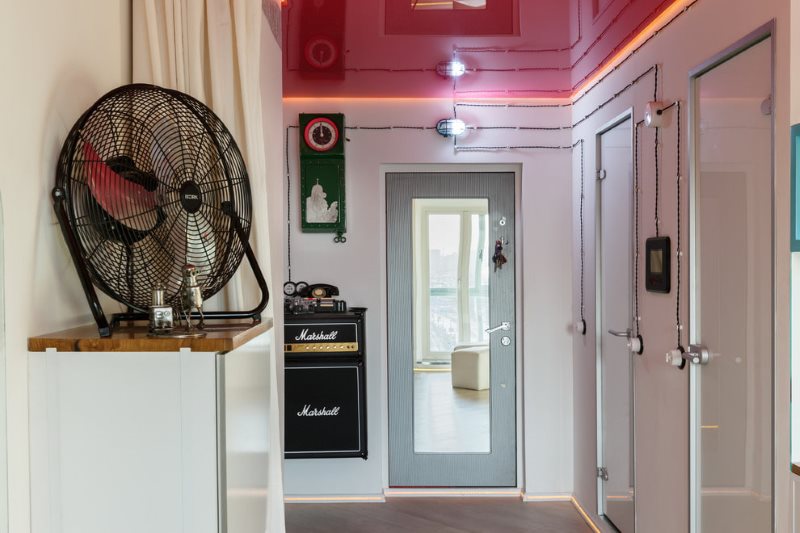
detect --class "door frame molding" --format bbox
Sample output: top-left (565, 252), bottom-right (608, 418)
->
top-left (594, 108), bottom-right (636, 527)
top-left (380, 163), bottom-right (523, 489)
top-left (687, 20), bottom-right (776, 533)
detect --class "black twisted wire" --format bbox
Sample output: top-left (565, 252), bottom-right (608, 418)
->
top-left (654, 66), bottom-right (660, 237)
top-left (634, 122), bottom-right (642, 336)
top-left (285, 126), bottom-right (294, 281)
top-left (580, 139), bottom-right (585, 323)
top-left (676, 102), bottom-right (682, 347)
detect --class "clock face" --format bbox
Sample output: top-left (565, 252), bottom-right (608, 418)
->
top-left (304, 117), bottom-right (339, 152)
top-left (304, 36), bottom-right (339, 70)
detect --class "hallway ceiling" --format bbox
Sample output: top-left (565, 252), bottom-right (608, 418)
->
top-left (281, 0), bottom-right (674, 98)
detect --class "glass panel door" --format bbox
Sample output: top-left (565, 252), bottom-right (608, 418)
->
top-left (597, 115), bottom-right (635, 532)
top-left (690, 33), bottom-right (773, 533)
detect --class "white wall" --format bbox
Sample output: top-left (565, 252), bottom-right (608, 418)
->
top-left (792, 0), bottom-right (800, 124)
top-left (0, 1), bottom-right (131, 530)
top-left (570, 0), bottom-right (791, 531)
top-left (279, 99), bottom-right (575, 497)
top-left (789, 0), bottom-right (800, 530)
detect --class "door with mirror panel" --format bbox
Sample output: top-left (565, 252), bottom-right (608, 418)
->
top-left (387, 171), bottom-right (516, 487)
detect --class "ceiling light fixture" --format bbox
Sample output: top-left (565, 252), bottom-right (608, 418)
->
top-left (436, 60), bottom-right (466, 78)
top-left (436, 118), bottom-right (466, 137)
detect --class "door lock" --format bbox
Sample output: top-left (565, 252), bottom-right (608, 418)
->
top-left (666, 344), bottom-right (710, 368)
top-left (686, 344), bottom-right (710, 365)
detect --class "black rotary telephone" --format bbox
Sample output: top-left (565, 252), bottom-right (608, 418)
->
top-left (283, 282), bottom-right (344, 314)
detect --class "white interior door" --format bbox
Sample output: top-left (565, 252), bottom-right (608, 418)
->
top-left (689, 31), bottom-right (773, 533)
top-left (597, 115), bottom-right (635, 532)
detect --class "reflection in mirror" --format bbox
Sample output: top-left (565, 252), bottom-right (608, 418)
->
top-left (412, 198), bottom-right (490, 453)
top-left (695, 36), bottom-right (772, 532)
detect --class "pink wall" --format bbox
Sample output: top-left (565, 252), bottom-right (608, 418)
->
top-left (282, 0), bottom-right (673, 98)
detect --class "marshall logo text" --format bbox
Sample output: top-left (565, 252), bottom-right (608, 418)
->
top-left (294, 328), bottom-right (339, 341)
top-left (297, 404), bottom-right (341, 417)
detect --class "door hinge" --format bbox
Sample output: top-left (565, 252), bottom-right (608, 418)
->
top-left (597, 467), bottom-right (609, 481)
top-left (596, 169), bottom-right (607, 181)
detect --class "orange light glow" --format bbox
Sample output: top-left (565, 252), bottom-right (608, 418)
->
top-left (284, 496), bottom-right (385, 503)
top-left (282, 96), bottom-right (571, 105)
top-left (571, 497), bottom-right (602, 533)
top-left (522, 494), bottom-right (572, 502)
top-left (572, 0), bottom-right (695, 99)
top-left (384, 489), bottom-right (522, 497)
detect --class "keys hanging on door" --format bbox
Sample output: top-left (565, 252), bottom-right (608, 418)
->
top-left (492, 239), bottom-right (508, 271)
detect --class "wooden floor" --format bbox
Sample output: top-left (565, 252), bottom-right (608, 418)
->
top-left (413, 371), bottom-right (490, 453)
top-left (285, 498), bottom-right (593, 533)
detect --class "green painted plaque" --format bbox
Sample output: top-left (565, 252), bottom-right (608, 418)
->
top-left (300, 158), bottom-right (346, 234)
top-left (299, 113), bottom-right (346, 237)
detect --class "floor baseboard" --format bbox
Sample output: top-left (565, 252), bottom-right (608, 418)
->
top-left (384, 488), bottom-right (522, 498)
top-left (284, 494), bottom-right (386, 504)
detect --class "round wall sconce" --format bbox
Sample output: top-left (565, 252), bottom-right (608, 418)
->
top-left (436, 60), bottom-right (466, 78)
top-left (436, 118), bottom-right (466, 137)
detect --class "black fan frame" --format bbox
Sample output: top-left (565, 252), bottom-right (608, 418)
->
top-left (53, 84), bottom-right (269, 337)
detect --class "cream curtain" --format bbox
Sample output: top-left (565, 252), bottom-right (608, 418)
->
top-left (132, 1), bottom-right (284, 532)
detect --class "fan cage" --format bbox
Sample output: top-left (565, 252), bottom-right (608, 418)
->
top-left (56, 84), bottom-right (252, 314)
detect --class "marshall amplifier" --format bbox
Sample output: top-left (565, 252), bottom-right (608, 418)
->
top-left (284, 308), bottom-right (367, 459)
top-left (284, 362), bottom-right (367, 459)
top-left (284, 308), bottom-right (365, 357)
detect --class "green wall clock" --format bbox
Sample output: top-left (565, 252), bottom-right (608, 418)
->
top-left (300, 113), bottom-right (346, 242)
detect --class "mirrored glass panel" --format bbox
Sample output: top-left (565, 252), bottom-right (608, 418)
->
top-left (694, 36), bottom-right (772, 532)
top-left (412, 198), bottom-right (490, 453)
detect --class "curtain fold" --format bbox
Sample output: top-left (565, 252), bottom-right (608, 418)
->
top-left (132, 1), bottom-right (284, 531)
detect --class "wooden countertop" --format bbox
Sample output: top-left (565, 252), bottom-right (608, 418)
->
top-left (792, 463), bottom-right (800, 477)
top-left (28, 319), bottom-right (273, 353)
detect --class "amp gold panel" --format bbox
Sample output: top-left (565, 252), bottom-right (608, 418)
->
top-left (285, 342), bottom-right (359, 353)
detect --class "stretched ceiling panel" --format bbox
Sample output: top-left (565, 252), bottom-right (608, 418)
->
top-left (282, 0), bottom-right (672, 98)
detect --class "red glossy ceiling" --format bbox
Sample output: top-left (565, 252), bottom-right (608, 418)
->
top-left (282, 0), bottom-right (673, 98)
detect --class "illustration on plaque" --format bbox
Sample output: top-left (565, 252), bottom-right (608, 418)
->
top-left (305, 179), bottom-right (339, 223)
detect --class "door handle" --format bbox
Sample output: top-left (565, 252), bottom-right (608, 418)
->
top-left (486, 322), bottom-right (511, 334)
top-left (607, 328), bottom-right (643, 355)
top-left (608, 329), bottom-right (631, 338)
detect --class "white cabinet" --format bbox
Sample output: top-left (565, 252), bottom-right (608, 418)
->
top-left (28, 325), bottom-right (276, 533)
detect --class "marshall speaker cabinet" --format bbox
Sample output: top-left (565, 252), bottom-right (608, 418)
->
top-left (284, 308), bottom-right (367, 459)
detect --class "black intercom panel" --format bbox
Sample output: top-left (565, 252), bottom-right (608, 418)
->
top-left (645, 236), bottom-right (671, 293)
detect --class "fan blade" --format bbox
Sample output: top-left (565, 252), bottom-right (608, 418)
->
top-left (150, 116), bottom-right (183, 185)
top-left (187, 212), bottom-right (217, 277)
top-left (83, 142), bottom-right (158, 233)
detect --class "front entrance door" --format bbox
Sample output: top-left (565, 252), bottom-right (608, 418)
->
top-left (597, 114), bottom-right (635, 532)
top-left (689, 29), bottom-right (773, 533)
top-left (387, 171), bottom-right (516, 487)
